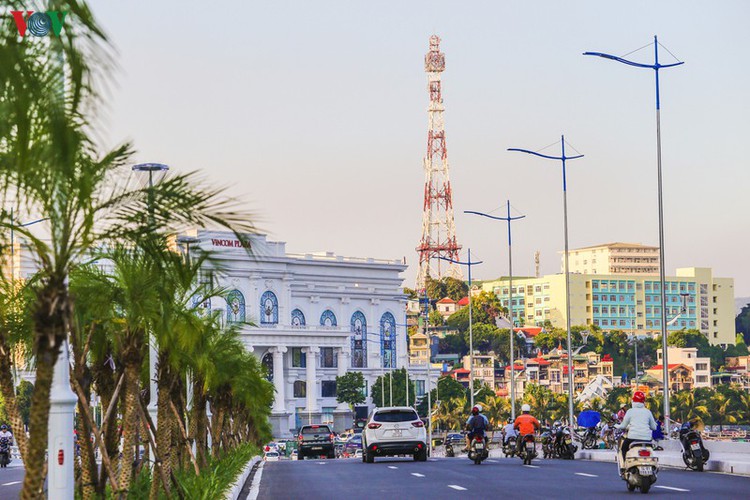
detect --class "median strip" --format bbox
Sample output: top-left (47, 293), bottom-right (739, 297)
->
top-left (575, 473), bottom-right (598, 477)
top-left (655, 486), bottom-right (690, 492)
top-left (448, 485), bottom-right (467, 491)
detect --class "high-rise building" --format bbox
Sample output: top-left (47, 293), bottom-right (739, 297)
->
top-left (482, 267), bottom-right (735, 347)
top-left (564, 242), bottom-right (660, 275)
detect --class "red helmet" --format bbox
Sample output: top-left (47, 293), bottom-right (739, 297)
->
top-left (632, 391), bottom-right (646, 403)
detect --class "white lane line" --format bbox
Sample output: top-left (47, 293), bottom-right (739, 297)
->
top-left (411, 473), bottom-right (425, 477)
top-left (429, 458), bottom-right (438, 462)
top-left (448, 485), bottom-right (467, 491)
top-left (317, 461), bottom-right (326, 464)
top-left (487, 459), bottom-right (498, 463)
top-left (575, 472), bottom-right (598, 478)
top-left (2, 481), bottom-right (21, 486)
top-left (523, 464), bottom-right (539, 468)
top-left (655, 486), bottom-right (690, 492)
top-left (388, 466), bottom-right (398, 469)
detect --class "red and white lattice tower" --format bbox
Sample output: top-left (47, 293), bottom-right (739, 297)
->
top-left (416, 35), bottom-right (462, 289)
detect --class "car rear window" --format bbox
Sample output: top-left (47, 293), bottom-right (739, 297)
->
top-left (266, 452), bottom-right (279, 457)
top-left (349, 435), bottom-right (361, 443)
top-left (301, 425), bottom-right (331, 434)
top-left (373, 409), bottom-right (419, 423)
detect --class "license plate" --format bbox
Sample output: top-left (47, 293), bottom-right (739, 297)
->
top-left (391, 430), bottom-right (402, 437)
top-left (311, 446), bottom-right (322, 450)
top-left (565, 438), bottom-right (571, 444)
top-left (475, 443), bottom-right (484, 449)
top-left (638, 466), bottom-right (653, 476)
top-left (690, 442), bottom-right (700, 450)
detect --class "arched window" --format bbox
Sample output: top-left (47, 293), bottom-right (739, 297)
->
top-left (291, 309), bottom-right (306, 327)
top-left (293, 380), bottom-right (306, 398)
top-left (260, 291), bottom-right (279, 325)
top-left (226, 290), bottom-right (246, 323)
top-left (350, 311), bottom-right (367, 368)
top-left (380, 312), bottom-right (396, 369)
top-left (320, 310), bottom-right (337, 328)
top-left (261, 352), bottom-right (274, 382)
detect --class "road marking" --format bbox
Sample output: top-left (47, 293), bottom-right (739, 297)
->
top-left (575, 472), bottom-right (598, 477)
top-left (411, 473), bottom-right (425, 477)
top-left (317, 461), bottom-right (326, 464)
top-left (2, 481), bottom-right (21, 486)
top-left (388, 466), bottom-right (398, 469)
top-left (448, 485), bottom-right (467, 491)
top-left (655, 486), bottom-right (690, 492)
top-left (429, 458), bottom-right (438, 462)
top-left (487, 459), bottom-right (498, 463)
top-left (523, 464), bottom-right (539, 468)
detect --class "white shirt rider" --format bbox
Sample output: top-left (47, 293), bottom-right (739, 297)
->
top-left (503, 422), bottom-right (517, 442)
top-left (0, 430), bottom-right (12, 442)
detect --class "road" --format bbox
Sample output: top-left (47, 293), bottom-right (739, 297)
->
top-left (0, 466), bottom-right (25, 498)
top-left (253, 455), bottom-right (750, 499)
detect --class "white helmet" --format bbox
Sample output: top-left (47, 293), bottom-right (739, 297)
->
top-left (473, 404), bottom-right (483, 413)
top-left (521, 404), bottom-right (531, 412)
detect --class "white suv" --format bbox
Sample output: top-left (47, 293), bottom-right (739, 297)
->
top-left (362, 407), bottom-right (427, 463)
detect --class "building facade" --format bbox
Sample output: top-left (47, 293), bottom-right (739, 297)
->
top-left (564, 242), bottom-right (660, 275)
top-left (196, 230), bottom-right (421, 437)
top-left (657, 347), bottom-right (711, 388)
top-left (482, 267), bottom-right (735, 346)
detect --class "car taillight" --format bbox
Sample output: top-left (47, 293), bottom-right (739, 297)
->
top-left (298, 435), bottom-right (303, 442)
top-left (412, 421), bottom-right (424, 428)
top-left (330, 433), bottom-right (335, 441)
top-left (368, 423), bottom-right (382, 429)
top-left (638, 449), bottom-right (651, 457)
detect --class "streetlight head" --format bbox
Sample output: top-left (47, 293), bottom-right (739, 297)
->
top-left (132, 162), bottom-right (169, 172)
top-left (177, 235), bottom-right (200, 245)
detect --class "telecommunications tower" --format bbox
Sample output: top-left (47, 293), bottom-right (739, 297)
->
top-left (416, 35), bottom-right (462, 289)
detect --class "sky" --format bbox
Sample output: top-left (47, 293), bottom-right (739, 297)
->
top-left (90, 1), bottom-right (750, 296)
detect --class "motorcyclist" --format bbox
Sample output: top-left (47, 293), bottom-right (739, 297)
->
top-left (0, 425), bottom-right (12, 443)
top-left (513, 404), bottom-right (541, 454)
top-left (551, 420), bottom-right (564, 448)
top-left (0, 424), bottom-right (13, 466)
top-left (502, 418), bottom-right (517, 446)
top-left (615, 391), bottom-right (656, 470)
top-left (463, 405), bottom-right (489, 452)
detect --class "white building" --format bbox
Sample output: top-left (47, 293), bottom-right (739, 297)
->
top-left (196, 230), bottom-right (429, 437)
top-left (657, 346), bottom-right (711, 388)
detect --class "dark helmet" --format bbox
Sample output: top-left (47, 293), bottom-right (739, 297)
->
top-left (0, 425), bottom-right (7, 430)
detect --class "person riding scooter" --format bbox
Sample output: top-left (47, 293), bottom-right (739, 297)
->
top-left (463, 405), bottom-right (489, 452)
top-left (615, 391), bottom-right (656, 471)
top-left (514, 404), bottom-right (540, 454)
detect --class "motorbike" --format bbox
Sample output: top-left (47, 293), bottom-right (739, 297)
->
top-left (503, 435), bottom-right (517, 458)
top-left (616, 437), bottom-right (659, 493)
top-left (576, 426), bottom-right (598, 450)
top-left (445, 441), bottom-right (455, 458)
top-left (468, 435), bottom-right (489, 465)
top-left (519, 433), bottom-right (537, 466)
top-left (540, 430), bottom-right (555, 459)
top-left (0, 436), bottom-right (12, 468)
top-left (678, 422), bottom-right (709, 472)
top-left (554, 427), bottom-right (577, 460)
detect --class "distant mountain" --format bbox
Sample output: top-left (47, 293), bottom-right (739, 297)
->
top-left (737, 297), bottom-right (750, 315)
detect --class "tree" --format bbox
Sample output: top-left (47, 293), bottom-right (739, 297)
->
top-left (438, 333), bottom-right (467, 356)
top-left (336, 371), bottom-right (365, 407)
top-left (445, 291), bottom-right (505, 333)
top-left (428, 309), bottom-right (444, 327)
top-left (371, 369), bottom-right (415, 408)
top-left (424, 276), bottom-right (469, 303)
top-left (736, 303), bottom-right (750, 344)
top-left (15, 381), bottom-right (33, 428)
top-left (417, 376), bottom-right (465, 417)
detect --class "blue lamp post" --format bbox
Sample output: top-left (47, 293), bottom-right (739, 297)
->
top-left (438, 250), bottom-right (483, 408)
top-left (584, 37), bottom-right (684, 426)
top-left (465, 201), bottom-right (525, 419)
top-left (508, 138), bottom-right (583, 427)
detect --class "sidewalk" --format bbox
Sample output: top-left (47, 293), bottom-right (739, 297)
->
top-left (576, 441), bottom-right (750, 475)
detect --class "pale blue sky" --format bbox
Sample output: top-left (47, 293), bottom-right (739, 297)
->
top-left (92, 1), bottom-right (750, 295)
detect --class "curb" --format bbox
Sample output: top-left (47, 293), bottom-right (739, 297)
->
top-left (576, 450), bottom-right (750, 476)
top-left (225, 455), bottom-right (261, 500)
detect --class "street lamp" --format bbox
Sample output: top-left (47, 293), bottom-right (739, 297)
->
top-left (584, 35), bottom-right (684, 428)
top-left (437, 250), bottom-right (483, 408)
top-left (465, 201), bottom-right (525, 420)
top-left (509, 137), bottom-right (583, 429)
top-left (132, 162), bottom-right (169, 431)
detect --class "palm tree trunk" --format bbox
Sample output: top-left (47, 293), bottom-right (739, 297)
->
top-left (95, 363), bottom-right (119, 496)
top-left (0, 341), bottom-right (29, 461)
top-left (75, 383), bottom-right (98, 500)
top-left (118, 361), bottom-right (140, 495)
top-left (191, 381), bottom-right (207, 468)
top-left (20, 343), bottom-right (58, 500)
top-left (150, 353), bottom-right (173, 499)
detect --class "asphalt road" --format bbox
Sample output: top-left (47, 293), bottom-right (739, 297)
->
top-left (253, 455), bottom-right (750, 499)
top-left (0, 466), bottom-right (25, 498)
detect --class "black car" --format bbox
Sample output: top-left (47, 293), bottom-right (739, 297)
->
top-left (298, 424), bottom-right (336, 459)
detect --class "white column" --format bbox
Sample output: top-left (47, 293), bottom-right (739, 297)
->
top-left (336, 348), bottom-right (350, 410)
top-left (48, 339), bottom-right (77, 499)
top-left (303, 347), bottom-right (320, 412)
top-left (271, 347), bottom-right (287, 413)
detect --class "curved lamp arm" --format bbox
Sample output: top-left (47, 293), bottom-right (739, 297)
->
top-left (508, 148), bottom-right (584, 161)
top-left (464, 210), bottom-right (525, 222)
top-left (583, 51), bottom-right (684, 70)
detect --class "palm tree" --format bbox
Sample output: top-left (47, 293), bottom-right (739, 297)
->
top-left (710, 391), bottom-right (737, 430)
top-left (671, 390), bottom-right (709, 425)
